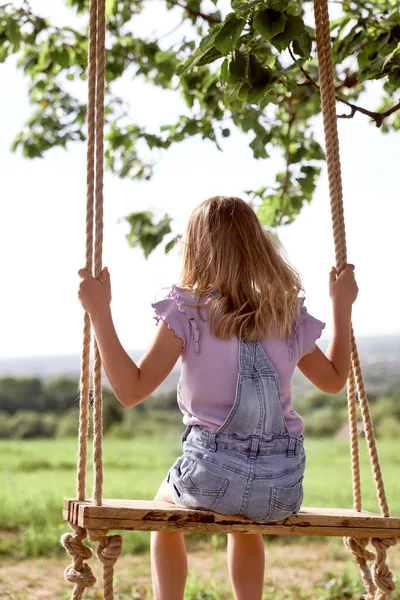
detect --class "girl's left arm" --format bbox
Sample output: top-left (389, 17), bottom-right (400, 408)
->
top-left (78, 267), bottom-right (182, 407)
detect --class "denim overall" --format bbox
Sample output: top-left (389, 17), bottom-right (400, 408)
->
top-left (168, 339), bottom-right (306, 523)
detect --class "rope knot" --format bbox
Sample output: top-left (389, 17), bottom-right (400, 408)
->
top-left (61, 532), bottom-right (92, 560)
top-left (371, 538), bottom-right (397, 595)
top-left (61, 525), bottom-right (96, 598)
top-left (344, 537), bottom-right (375, 561)
top-left (96, 534), bottom-right (123, 568)
top-left (344, 537), bottom-right (377, 597)
top-left (371, 538), bottom-right (398, 553)
top-left (64, 562), bottom-right (96, 588)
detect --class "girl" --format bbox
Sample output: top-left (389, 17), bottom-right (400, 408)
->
top-left (78, 196), bottom-right (358, 600)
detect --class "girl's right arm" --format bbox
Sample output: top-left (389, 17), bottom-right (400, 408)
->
top-left (297, 265), bottom-right (358, 394)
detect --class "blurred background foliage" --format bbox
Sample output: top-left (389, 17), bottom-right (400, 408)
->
top-left (1, 0), bottom-right (399, 255)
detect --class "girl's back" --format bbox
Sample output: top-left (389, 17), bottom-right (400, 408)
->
top-left (153, 284), bottom-right (325, 437)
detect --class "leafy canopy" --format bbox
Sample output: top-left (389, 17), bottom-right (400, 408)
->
top-left (1, 0), bottom-right (399, 255)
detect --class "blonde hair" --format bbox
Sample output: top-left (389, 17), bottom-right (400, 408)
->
top-left (178, 196), bottom-right (304, 341)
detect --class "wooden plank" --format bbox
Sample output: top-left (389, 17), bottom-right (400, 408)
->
top-left (62, 498), bottom-right (400, 538)
top-left (76, 499), bottom-right (400, 529)
top-left (74, 517), bottom-right (400, 538)
top-left (79, 501), bottom-right (384, 518)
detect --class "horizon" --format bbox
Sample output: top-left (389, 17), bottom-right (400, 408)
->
top-left (1, 331), bottom-right (399, 363)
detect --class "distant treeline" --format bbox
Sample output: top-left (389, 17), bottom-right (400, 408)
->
top-left (0, 376), bottom-right (399, 439)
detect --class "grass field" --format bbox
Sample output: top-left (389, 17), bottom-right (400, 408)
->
top-left (1, 435), bottom-right (399, 560)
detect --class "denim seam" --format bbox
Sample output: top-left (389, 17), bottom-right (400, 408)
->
top-left (238, 464), bottom-right (255, 515)
top-left (183, 449), bottom-right (306, 480)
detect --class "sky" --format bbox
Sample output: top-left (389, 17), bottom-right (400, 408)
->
top-left (1, 1), bottom-right (399, 359)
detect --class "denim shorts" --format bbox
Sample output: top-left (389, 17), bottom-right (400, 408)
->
top-left (168, 426), bottom-right (305, 524)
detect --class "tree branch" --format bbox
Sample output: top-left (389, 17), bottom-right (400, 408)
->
top-left (166, 0), bottom-right (221, 25)
top-left (288, 47), bottom-right (400, 128)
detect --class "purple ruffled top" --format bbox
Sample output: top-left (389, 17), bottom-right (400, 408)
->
top-left (152, 285), bottom-right (325, 438)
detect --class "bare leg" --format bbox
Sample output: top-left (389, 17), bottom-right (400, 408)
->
top-left (151, 478), bottom-right (188, 600)
top-left (227, 533), bottom-right (265, 600)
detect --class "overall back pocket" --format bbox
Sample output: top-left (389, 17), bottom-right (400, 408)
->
top-left (169, 457), bottom-right (229, 511)
top-left (265, 477), bottom-right (304, 523)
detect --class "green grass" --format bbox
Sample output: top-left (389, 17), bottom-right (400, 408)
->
top-left (1, 436), bottom-right (399, 559)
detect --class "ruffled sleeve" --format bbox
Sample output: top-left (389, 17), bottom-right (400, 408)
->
top-left (288, 298), bottom-right (325, 361)
top-left (151, 285), bottom-right (200, 355)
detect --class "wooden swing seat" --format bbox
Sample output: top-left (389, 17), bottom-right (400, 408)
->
top-left (63, 498), bottom-right (400, 538)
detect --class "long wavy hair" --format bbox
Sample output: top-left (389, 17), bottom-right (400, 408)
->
top-left (178, 196), bottom-right (304, 341)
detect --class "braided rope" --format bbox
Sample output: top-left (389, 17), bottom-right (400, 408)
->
top-left (61, 524), bottom-right (96, 600)
top-left (76, 0), bottom-right (98, 504)
top-left (351, 334), bottom-right (390, 518)
top-left (88, 530), bottom-right (123, 600)
top-left (63, 1), bottom-right (116, 598)
top-left (313, 0), bottom-right (398, 596)
top-left (371, 538), bottom-right (397, 598)
top-left (346, 363), bottom-right (361, 511)
top-left (92, 0), bottom-right (106, 508)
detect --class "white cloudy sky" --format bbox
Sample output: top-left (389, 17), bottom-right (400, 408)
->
top-left (1, 1), bottom-right (399, 358)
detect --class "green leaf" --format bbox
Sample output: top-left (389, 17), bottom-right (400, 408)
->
top-left (271, 14), bottom-right (305, 51)
top-left (57, 48), bottom-right (70, 68)
top-left (250, 134), bottom-right (269, 158)
top-left (388, 69), bottom-right (400, 88)
top-left (0, 45), bottom-right (9, 62)
top-left (249, 54), bottom-right (271, 85)
top-left (196, 46), bottom-right (223, 67)
top-left (105, 0), bottom-right (118, 16)
top-left (7, 18), bottom-right (21, 45)
top-left (253, 41), bottom-right (277, 67)
top-left (165, 235), bottom-right (182, 254)
top-left (177, 25), bottom-right (223, 75)
top-left (292, 31), bottom-right (312, 58)
top-left (264, 0), bottom-right (291, 11)
top-left (214, 13), bottom-right (246, 55)
top-left (220, 57), bottom-right (230, 83)
top-left (257, 195), bottom-right (280, 226)
top-left (382, 42), bottom-right (400, 70)
top-left (231, 0), bottom-right (265, 16)
top-left (229, 48), bottom-right (250, 81)
top-left (253, 10), bottom-right (287, 41)
top-left (199, 27), bottom-right (222, 51)
top-left (237, 82), bottom-right (251, 101)
top-left (247, 82), bottom-right (273, 103)
top-left (125, 212), bottom-right (172, 259)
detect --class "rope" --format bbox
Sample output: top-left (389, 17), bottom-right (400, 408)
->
top-left (88, 530), bottom-right (123, 600)
top-left (75, 0), bottom-right (106, 508)
top-left (351, 336), bottom-right (390, 517)
top-left (76, 0), bottom-right (97, 504)
top-left (312, 0), bottom-right (398, 596)
top-left (63, 1), bottom-right (116, 598)
top-left (347, 363), bottom-right (361, 511)
top-left (61, 525), bottom-right (96, 599)
top-left (92, 0), bottom-right (106, 508)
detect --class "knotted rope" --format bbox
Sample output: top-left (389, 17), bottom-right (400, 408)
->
top-left (88, 530), bottom-right (123, 600)
top-left (77, 0), bottom-right (105, 511)
top-left (62, 1), bottom-right (123, 598)
top-left (313, 0), bottom-right (398, 596)
top-left (61, 525), bottom-right (96, 600)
